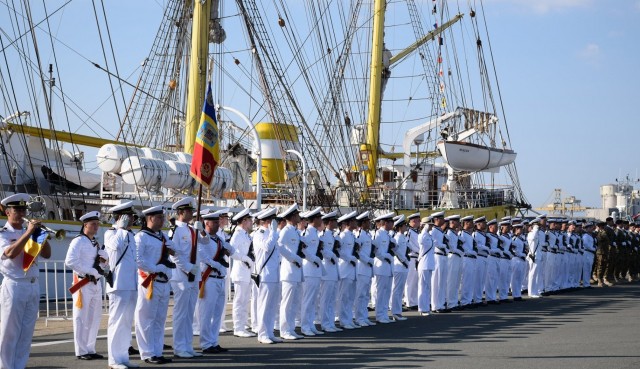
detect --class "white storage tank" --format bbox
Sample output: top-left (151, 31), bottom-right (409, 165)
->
top-left (211, 167), bottom-right (233, 195)
top-left (174, 152), bottom-right (193, 164)
top-left (119, 156), bottom-right (169, 187)
top-left (141, 147), bottom-right (178, 162)
top-left (165, 160), bottom-right (193, 189)
top-left (96, 144), bottom-right (144, 173)
top-left (600, 184), bottom-right (617, 210)
top-left (616, 192), bottom-right (628, 213)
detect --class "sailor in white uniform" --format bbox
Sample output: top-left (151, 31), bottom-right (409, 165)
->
top-left (252, 208), bottom-right (282, 344)
top-left (372, 212), bottom-right (395, 323)
top-left (510, 223), bottom-right (527, 301)
top-left (299, 207), bottom-right (325, 336)
top-left (167, 197), bottom-right (207, 359)
top-left (390, 215), bottom-right (409, 321)
top-left (403, 213), bottom-right (421, 310)
top-left (229, 208), bottom-right (256, 338)
top-left (472, 217), bottom-right (489, 306)
top-left (354, 211), bottom-right (376, 327)
top-left (104, 201), bottom-right (140, 369)
top-left (581, 222), bottom-right (597, 287)
top-left (337, 210), bottom-right (359, 329)
top-left (0, 193), bottom-right (52, 369)
top-left (318, 211), bottom-right (342, 332)
top-left (497, 221), bottom-right (513, 302)
top-left (485, 219), bottom-right (501, 304)
top-left (65, 211), bottom-right (108, 361)
top-left (445, 215), bottom-right (462, 310)
top-left (134, 206), bottom-right (174, 365)
top-left (216, 209), bottom-right (232, 333)
top-left (417, 216), bottom-right (435, 315)
top-left (458, 215), bottom-right (477, 308)
top-left (429, 211), bottom-right (448, 313)
top-left (277, 204), bottom-right (305, 340)
top-left (527, 216), bottom-right (547, 298)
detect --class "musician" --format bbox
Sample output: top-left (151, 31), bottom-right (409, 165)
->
top-left (354, 211), bottom-right (375, 327)
top-left (135, 205), bottom-right (174, 364)
top-left (429, 211), bottom-right (448, 313)
top-left (417, 216), bottom-right (434, 316)
top-left (458, 215), bottom-right (477, 308)
top-left (167, 197), bottom-right (207, 359)
top-left (104, 201), bottom-right (140, 369)
top-left (252, 208), bottom-right (281, 344)
top-left (65, 211), bottom-right (107, 360)
top-left (372, 212), bottom-right (395, 323)
top-left (403, 213), bottom-right (421, 311)
top-left (299, 207), bottom-right (324, 336)
top-left (390, 215), bottom-right (410, 321)
top-left (0, 193), bottom-right (51, 369)
top-left (229, 208), bottom-right (256, 338)
top-left (198, 210), bottom-right (233, 354)
top-left (277, 203), bottom-right (304, 340)
top-left (318, 211), bottom-right (341, 332)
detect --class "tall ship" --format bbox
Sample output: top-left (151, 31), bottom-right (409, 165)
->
top-left (1, 0), bottom-right (529, 249)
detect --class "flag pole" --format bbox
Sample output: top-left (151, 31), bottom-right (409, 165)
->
top-left (196, 184), bottom-right (203, 223)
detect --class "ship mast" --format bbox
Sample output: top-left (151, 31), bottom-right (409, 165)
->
top-left (184, 0), bottom-right (212, 155)
top-left (361, 0), bottom-right (386, 187)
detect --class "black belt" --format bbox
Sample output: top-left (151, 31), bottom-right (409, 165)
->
top-left (449, 253), bottom-right (462, 258)
top-left (585, 249), bottom-right (595, 254)
top-left (490, 254), bottom-right (501, 258)
top-left (518, 256), bottom-right (526, 261)
top-left (549, 250), bottom-right (557, 254)
top-left (208, 275), bottom-right (225, 279)
top-left (155, 279), bottom-right (168, 284)
top-left (464, 255), bottom-right (477, 259)
top-left (501, 256), bottom-right (511, 260)
top-left (435, 251), bottom-right (446, 256)
top-left (477, 254), bottom-right (488, 258)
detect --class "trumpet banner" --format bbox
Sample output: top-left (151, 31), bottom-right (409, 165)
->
top-left (23, 227), bottom-right (49, 272)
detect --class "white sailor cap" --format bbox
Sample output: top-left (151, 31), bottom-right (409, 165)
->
top-left (530, 217), bottom-right (541, 225)
top-left (430, 211), bottom-right (445, 219)
top-left (337, 210), bottom-right (358, 224)
top-left (393, 214), bottom-right (406, 228)
top-left (445, 215), bottom-right (460, 222)
top-left (568, 220), bottom-right (577, 225)
top-left (255, 207), bottom-right (278, 220)
top-left (585, 221), bottom-right (594, 227)
top-left (302, 206), bottom-right (323, 220)
top-left (279, 203), bottom-right (300, 219)
top-left (538, 214), bottom-right (547, 219)
top-left (108, 201), bottom-right (135, 214)
top-left (322, 210), bottom-right (338, 220)
top-left (1, 193), bottom-right (29, 208)
top-left (548, 218), bottom-right (558, 223)
top-left (392, 215), bottom-right (402, 222)
top-left (512, 223), bottom-right (524, 228)
top-left (79, 211), bottom-right (100, 222)
top-left (407, 212), bottom-right (421, 221)
top-left (199, 208), bottom-right (213, 216)
top-left (421, 216), bottom-right (433, 224)
top-left (215, 208), bottom-right (231, 218)
top-left (202, 211), bottom-right (221, 220)
top-left (501, 216), bottom-right (512, 221)
top-left (498, 220), bottom-right (511, 227)
top-left (142, 205), bottom-right (164, 216)
top-left (460, 215), bottom-right (474, 222)
top-left (487, 218), bottom-right (498, 226)
top-left (374, 212), bottom-right (395, 222)
top-left (171, 196), bottom-right (195, 210)
top-left (232, 208), bottom-right (252, 222)
top-left (511, 217), bottom-right (522, 223)
top-left (473, 216), bottom-right (486, 224)
top-left (356, 211), bottom-right (370, 220)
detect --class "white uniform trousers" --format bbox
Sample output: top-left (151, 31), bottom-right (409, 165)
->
top-left (390, 271), bottom-right (408, 315)
top-left (473, 256), bottom-right (488, 303)
top-left (373, 275), bottom-right (391, 321)
top-left (170, 281), bottom-right (198, 354)
top-left (107, 290), bottom-right (137, 366)
top-left (319, 280), bottom-right (338, 330)
top-left (301, 277), bottom-right (321, 332)
top-left (485, 256), bottom-right (500, 301)
top-left (545, 253), bottom-right (558, 291)
top-left (417, 270), bottom-right (432, 313)
top-left (522, 259), bottom-right (530, 292)
top-left (135, 280), bottom-right (170, 360)
top-left (498, 258), bottom-right (511, 300)
top-left (582, 253), bottom-right (595, 287)
top-left (198, 277), bottom-right (225, 350)
top-left (72, 281), bottom-right (103, 356)
top-left (559, 254), bottom-right (569, 289)
top-left (572, 254), bottom-right (582, 287)
top-left (510, 258), bottom-right (525, 298)
top-left (256, 281), bottom-right (279, 341)
top-left (232, 281), bottom-right (252, 332)
top-left (459, 257), bottom-right (476, 306)
top-left (404, 259), bottom-right (418, 307)
top-left (337, 278), bottom-right (356, 326)
top-left (279, 281), bottom-right (301, 336)
top-left (251, 283), bottom-right (259, 331)
top-left (446, 254), bottom-right (463, 308)
top-left (431, 254), bottom-right (448, 311)
top-left (369, 278), bottom-right (377, 309)
top-left (0, 278), bottom-right (39, 369)
top-left (220, 277), bottom-right (230, 331)
top-left (354, 276), bottom-right (372, 324)
top-left (527, 258), bottom-right (544, 296)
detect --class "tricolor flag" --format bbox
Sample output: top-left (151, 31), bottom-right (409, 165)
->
top-left (23, 227), bottom-right (49, 272)
top-left (190, 83), bottom-right (220, 187)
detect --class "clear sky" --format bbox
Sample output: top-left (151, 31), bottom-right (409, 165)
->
top-left (2, 0), bottom-right (639, 211)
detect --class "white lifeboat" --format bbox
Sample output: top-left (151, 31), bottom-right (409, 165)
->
top-left (436, 140), bottom-right (516, 172)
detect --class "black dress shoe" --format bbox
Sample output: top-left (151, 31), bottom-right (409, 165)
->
top-left (77, 354), bottom-right (94, 360)
top-left (144, 356), bottom-right (164, 364)
top-left (159, 356), bottom-right (172, 363)
top-left (89, 353), bottom-right (104, 359)
top-left (203, 345), bottom-right (228, 354)
top-left (128, 346), bottom-right (140, 355)
top-left (163, 344), bottom-right (173, 350)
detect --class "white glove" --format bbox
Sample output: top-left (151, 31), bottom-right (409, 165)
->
top-left (101, 263), bottom-right (110, 274)
top-left (270, 219), bottom-right (278, 232)
top-left (190, 264), bottom-right (200, 275)
top-left (98, 249), bottom-right (109, 261)
top-left (193, 221), bottom-right (203, 232)
top-left (115, 214), bottom-right (130, 229)
top-left (87, 268), bottom-right (101, 278)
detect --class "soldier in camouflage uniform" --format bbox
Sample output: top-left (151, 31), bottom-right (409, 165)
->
top-left (594, 222), bottom-right (611, 287)
top-left (603, 217), bottom-right (618, 285)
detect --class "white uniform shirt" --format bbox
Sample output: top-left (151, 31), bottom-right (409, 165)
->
top-left (230, 228), bottom-right (253, 283)
top-left (417, 227), bottom-right (435, 271)
top-left (510, 235), bottom-right (526, 259)
top-left (65, 234), bottom-right (105, 280)
top-left (319, 229), bottom-right (339, 281)
top-left (460, 230), bottom-right (476, 257)
top-left (278, 224), bottom-right (303, 282)
top-left (300, 226), bottom-right (323, 278)
top-left (0, 222), bottom-right (40, 279)
top-left (135, 229), bottom-right (174, 281)
top-left (446, 229), bottom-right (462, 256)
top-left (498, 233), bottom-right (512, 259)
top-left (200, 233), bottom-right (228, 278)
top-left (406, 228), bottom-right (420, 257)
top-left (486, 232), bottom-right (501, 257)
top-left (392, 232), bottom-right (409, 272)
top-left (253, 226), bottom-right (279, 283)
top-left (355, 229), bottom-right (374, 277)
top-left (169, 221), bottom-right (208, 283)
top-left (582, 233), bottom-right (596, 254)
top-left (104, 228), bottom-right (137, 292)
top-left (372, 229), bottom-right (393, 276)
top-left (338, 229), bottom-right (357, 280)
top-left (473, 231), bottom-right (489, 257)
top-left (430, 227), bottom-right (446, 255)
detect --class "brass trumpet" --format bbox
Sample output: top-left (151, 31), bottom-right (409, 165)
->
top-left (24, 218), bottom-right (66, 240)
